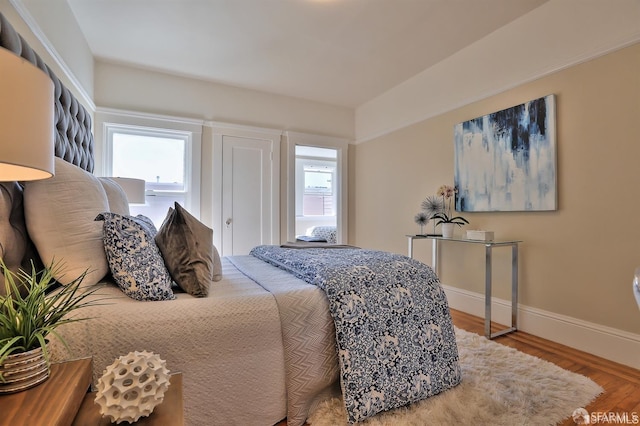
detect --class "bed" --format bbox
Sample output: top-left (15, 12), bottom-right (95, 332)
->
top-left (0, 12), bottom-right (460, 425)
top-left (51, 253), bottom-right (339, 426)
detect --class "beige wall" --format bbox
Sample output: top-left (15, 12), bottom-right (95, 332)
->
top-left (355, 0), bottom-right (640, 143)
top-left (350, 42), bottom-right (640, 335)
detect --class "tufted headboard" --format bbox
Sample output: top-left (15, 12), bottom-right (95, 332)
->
top-left (0, 11), bottom-right (95, 291)
top-left (0, 12), bottom-right (94, 172)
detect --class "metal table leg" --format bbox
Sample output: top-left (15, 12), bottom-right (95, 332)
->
top-left (485, 245), bottom-right (492, 338)
top-left (432, 238), bottom-right (438, 275)
top-left (405, 235), bottom-right (519, 339)
top-left (511, 244), bottom-right (518, 332)
top-left (486, 242), bottom-right (518, 339)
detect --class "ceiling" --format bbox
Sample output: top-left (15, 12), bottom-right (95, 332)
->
top-left (65, 0), bottom-right (548, 108)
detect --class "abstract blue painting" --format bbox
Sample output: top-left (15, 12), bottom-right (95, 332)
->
top-left (454, 94), bottom-right (556, 212)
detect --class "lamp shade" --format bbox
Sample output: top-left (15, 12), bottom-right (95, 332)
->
top-left (0, 47), bottom-right (55, 181)
top-left (109, 177), bottom-right (146, 204)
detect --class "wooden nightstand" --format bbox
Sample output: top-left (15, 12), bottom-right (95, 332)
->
top-left (0, 357), bottom-right (183, 426)
top-left (0, 357), bottom-right (92, 425)
top-left (72, 372), bottom-right (184, 425)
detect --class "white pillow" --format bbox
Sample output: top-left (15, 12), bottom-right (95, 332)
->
top-left (98, 177), bottom-right (130, 216)
top-left (24, 157), bottom-right (109, 286)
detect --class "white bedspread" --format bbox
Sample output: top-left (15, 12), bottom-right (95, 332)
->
top-left (50, 256), bottom-right (336, 426)
top-left (228, 256), bottom-right (340, 426)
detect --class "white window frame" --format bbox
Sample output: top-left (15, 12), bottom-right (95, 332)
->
top-left (96, 109), bottom-right (202, 218)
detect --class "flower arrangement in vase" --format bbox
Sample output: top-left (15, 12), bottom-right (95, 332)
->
top-left (415, 185), bottom-right (469, 237)
top-left (431, 185), bottom-right (469, 237)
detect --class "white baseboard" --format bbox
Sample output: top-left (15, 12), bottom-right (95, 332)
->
top-left (442, 284), bottom-right (640, 370)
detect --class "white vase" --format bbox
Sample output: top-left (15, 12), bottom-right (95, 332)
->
top-left (441, 223), bottom-right (455, 238)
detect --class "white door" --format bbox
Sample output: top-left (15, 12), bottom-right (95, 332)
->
top-left (213, 126), bottom-right (281, 256)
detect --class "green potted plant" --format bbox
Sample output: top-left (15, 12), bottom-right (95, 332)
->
top-left (0, 260), bottom-right (101, 393)
top-left (431, 184), bottom-right (469, 238)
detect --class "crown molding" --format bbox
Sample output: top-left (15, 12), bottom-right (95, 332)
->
top-left (96, 107), bottom-right (205, 128)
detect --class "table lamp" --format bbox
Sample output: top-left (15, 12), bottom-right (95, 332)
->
top-left (0, 47), bottom-right (54, 181)
top-left (108, 177), bottom-right (146, 205)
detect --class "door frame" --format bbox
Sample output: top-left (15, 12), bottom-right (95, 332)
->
top-left (285, 131), bottom-right (349, 244)
top-left (211, 122), bottom-right (282, 255)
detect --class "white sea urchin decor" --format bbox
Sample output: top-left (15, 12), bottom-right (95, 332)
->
top-left (95, 351), bottom-right (170, 424)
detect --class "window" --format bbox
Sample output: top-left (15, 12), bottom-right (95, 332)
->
top-left (101, 119), bottom-right (201, 228)
top-left (303, 168), bottom-right (334, 216)
top-left (298, 149), bottom-right (336, 217)
top-left (112, 132), bottom-right (185, 192)
top-left (304, 169), bottom-right (333, 194)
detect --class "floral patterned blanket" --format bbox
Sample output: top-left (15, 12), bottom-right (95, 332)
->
top-left (250, 245), bottom-right (461, 423)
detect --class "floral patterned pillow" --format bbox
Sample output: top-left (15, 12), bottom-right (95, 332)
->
top-left (309, 226), bottom-right (337, 244)
top-left (95, 212), bottom-right (175, 301)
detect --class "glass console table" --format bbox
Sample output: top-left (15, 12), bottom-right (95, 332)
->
top-left (406, 235), bottom-right (521, 339)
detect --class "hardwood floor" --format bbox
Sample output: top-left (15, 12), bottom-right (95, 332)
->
top-left (450, 309), bottom-right (640, 425)
top-left (276, 308), bottom-right (640, 426)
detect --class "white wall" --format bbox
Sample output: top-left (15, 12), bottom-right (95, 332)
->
top-left (95, 60), bottom-right (354, 140)
top-left (5, 0), bottom-right (94, 109)
top-left (3, 0), bottom-right (354, 140)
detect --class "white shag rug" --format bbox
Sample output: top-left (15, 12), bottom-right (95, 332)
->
top-left (308, 328), bottom-right (603, 426)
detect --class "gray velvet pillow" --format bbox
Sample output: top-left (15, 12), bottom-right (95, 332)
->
top-left (155, 203), bottom-right (222, 297)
